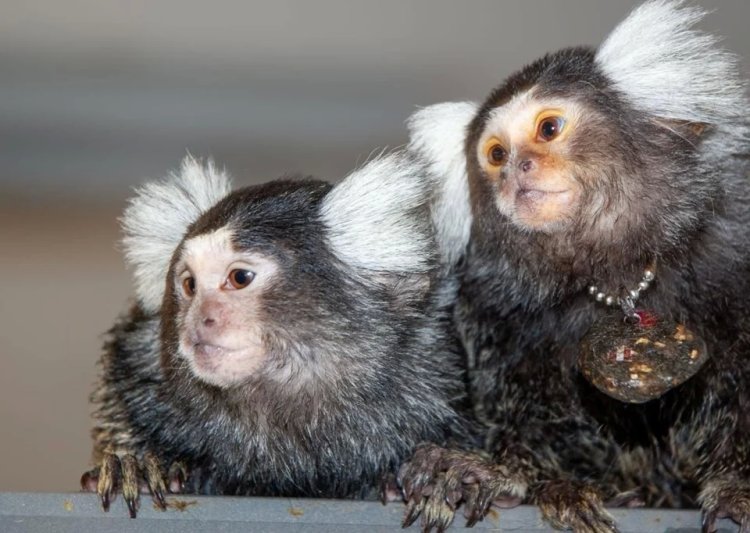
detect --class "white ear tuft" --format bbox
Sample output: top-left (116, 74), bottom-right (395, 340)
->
top-left (320, 152), bottom-right (434, 275)
top-left (596, 0), bottom-right (745, 126)
top-left (408, 102), bottom-right (478, 268)
top-left (121, 156), bottom-right (233, 313)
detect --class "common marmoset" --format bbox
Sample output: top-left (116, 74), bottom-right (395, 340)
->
top-left (400, 1), bottom-right (750, 531)
top-left (80, 154), bottom-right (471, 517)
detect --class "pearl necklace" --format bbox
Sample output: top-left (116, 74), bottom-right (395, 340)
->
top-left (587, 265), bottom-right (656, 308)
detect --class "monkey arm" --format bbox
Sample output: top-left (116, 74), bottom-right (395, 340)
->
top-left (82, 309), bottom-right (188, 517)
top-left (398, 324), bottom-right (625, 532)
top-left (674, 349), bottom-right (750, 531)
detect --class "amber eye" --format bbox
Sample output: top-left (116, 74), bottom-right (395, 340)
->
top-left (227, 269), bottom-right (255, 290)
top-left (182, 276), bottom-right (196, 297)
top-left (486, 143), bottom-right (507, 166)
top-left (537, 116), bottom-right (565, 142)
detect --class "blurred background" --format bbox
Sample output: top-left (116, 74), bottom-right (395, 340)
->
top-left (1, 0), bottom-right (748, 492)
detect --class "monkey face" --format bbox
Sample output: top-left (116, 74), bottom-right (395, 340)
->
top-left (475, 90), bottom-right (593, 233)
top-left (172, 226), bottom-right (278, 388)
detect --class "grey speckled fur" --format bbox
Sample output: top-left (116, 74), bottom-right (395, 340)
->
top-left (87, 152), bottom-right (473, 507)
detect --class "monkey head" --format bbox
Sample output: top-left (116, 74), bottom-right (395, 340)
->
top-left (451, 1), bottom-right (747, 265)
top-left (121, 155), bottom-right (436, 391)
top-left (471, 85), bottom-right (592, 233)
top-left (162, 181), bottom-right (334, 389)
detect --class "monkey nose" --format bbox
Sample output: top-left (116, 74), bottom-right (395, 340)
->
top-left (519, 159), bottom-right (534, 173)
top-left (202, 316), bottom-right (216, 328)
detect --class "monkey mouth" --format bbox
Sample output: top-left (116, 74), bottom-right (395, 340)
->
top-left (516, 187), bottom-right (570, 202)
top-left (183, 340), bottom-right (266, 389)
top-left (190, 340), bottom-right (252, 363)
top-left (193, 342), bottom-right (232, 357)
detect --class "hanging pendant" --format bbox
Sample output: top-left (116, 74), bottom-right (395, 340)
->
top-left (579, 309), bottom-right (708, 403)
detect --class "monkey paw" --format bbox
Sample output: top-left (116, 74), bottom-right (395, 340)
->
top-left (80, 451), bottom-right (187, 518)
top-left (699, 479), bottom-right (750, 532)
top-left (533, 480), bottom-right (619, 533)
top-left (397, 443), bottom-right (526, 532)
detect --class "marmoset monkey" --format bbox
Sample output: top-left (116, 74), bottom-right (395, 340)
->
top-left (80, 154), bottom-right (471, 517)
top-left (400, 1), bottom-right (750, 531)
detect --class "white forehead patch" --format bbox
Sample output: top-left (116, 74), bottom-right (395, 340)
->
top-left (182, 227), bottom-right (234, 263)
top-left (480, 90), bottom-right (585, 155)
top-left (486, 90), bottom-right (536, 131)
top-left (180, 227), bottom-right (235, 287)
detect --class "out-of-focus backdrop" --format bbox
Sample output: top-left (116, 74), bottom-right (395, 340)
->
top-left (1, 0), bottom-right (748, 492)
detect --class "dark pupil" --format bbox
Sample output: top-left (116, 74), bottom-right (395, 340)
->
top-left (187, 278), bottom-right (195, 293)
top-left (491, 146), bottom-right (505, 162)
top-left (233, 270), bottom-right (248, 285)
top-left (541, 120), bottom-right (558, 139)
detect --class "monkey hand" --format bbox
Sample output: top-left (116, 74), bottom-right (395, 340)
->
top-left (532, 479), bottom-right (619, 533)
top-left (80, 450), bottom-right (187, 518)
top-left (397, 443), bottom-right (526, 532)
top-left (699, 478), bottom-right (750, 532)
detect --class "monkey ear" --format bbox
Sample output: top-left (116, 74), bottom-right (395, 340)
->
top-left (653, 118), bottom-right (710, 144)
top-left (320, 152), bottom-right (435, 278)
top-left (121, 155), bottom-right (232, 313)
top-left (595, 0), bottom-right (744, 130)
top-left (407, 102), bottom-right (477, 267)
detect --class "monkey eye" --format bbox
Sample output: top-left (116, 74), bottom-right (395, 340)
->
top-left (227, 269), bottom-right (255, 290)
top-left (182, 276), bottom-right (196, 297)
top-left (485, 142), bottom-right (507, 167)
top-left (536, 116), bottom-right (565, 142)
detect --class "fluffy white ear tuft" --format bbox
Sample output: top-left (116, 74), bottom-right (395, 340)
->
top-left (121, 156), bottom-right (232, 313)
top-left (408, 102), bottom-right (478, 268)
top-left (596, 0), bottom-right (745, 126)
top-left (320, 152), bottom-right (434, 275)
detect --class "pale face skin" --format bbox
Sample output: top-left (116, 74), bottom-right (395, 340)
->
top-left (173, 227), bottom-right (278, 388)
top-left (476, 90), bottom-right (587, 233)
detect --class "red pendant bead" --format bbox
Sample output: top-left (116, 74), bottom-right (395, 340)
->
top-left (634, 310), bottom-right (658, 328)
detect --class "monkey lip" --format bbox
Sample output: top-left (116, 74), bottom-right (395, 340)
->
top-left (516, 187), bottom-right (570, 202)
top-left (192, 342), bottom-right (237, 358)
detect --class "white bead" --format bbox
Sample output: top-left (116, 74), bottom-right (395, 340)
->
top-left (638, 281), bottom-right (650, 291)
top-left (629, 289), bottom-right (640, 300)
top-left (588, 286), bottom-right (598, 295)
top-left (643, 270), bottom-right (655, 282)
top-left (605, 295), bottom-right (615, 306)
top-left (596, 292), bottom-right (606, 302)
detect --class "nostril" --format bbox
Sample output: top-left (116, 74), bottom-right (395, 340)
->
top-left (202, 317), bottom-right (216, 328)
top-left (520, 160), bottom-right (533, 172)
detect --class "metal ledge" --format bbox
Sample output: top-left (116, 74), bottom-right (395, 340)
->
top-left (0, 493), bottom-right (740, 532)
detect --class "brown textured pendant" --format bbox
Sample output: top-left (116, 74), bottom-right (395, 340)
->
top-left (579, 310), bottom-right (708, 403)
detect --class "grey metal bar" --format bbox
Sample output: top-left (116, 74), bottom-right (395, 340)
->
top-left (0, 492), bottom-right (739, 532)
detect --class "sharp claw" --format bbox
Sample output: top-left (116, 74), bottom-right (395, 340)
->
top-left (152, 488), bottom-right (166, 510)
top-left (702, 509), bottom-right (717, 533)
top-left (475, 489), bottom-right (493, 518)
top-left (97, 453), bottom-right (120, 513)
top-left (465, 508), bottom-right (483, 528)
top-left (143, 452), bottom-right (167, 511)
top-left (119, 454), bottom-right (140, 518)
top-left (403, 498), bottom-right (424, 528)
top-left (100, 491), bottom-right (111, 512)
top-left (125, 497), bottom-right (138, 519)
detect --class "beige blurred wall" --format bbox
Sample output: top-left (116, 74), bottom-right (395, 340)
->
top-left (1, 0), bottom-right (748, 492)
